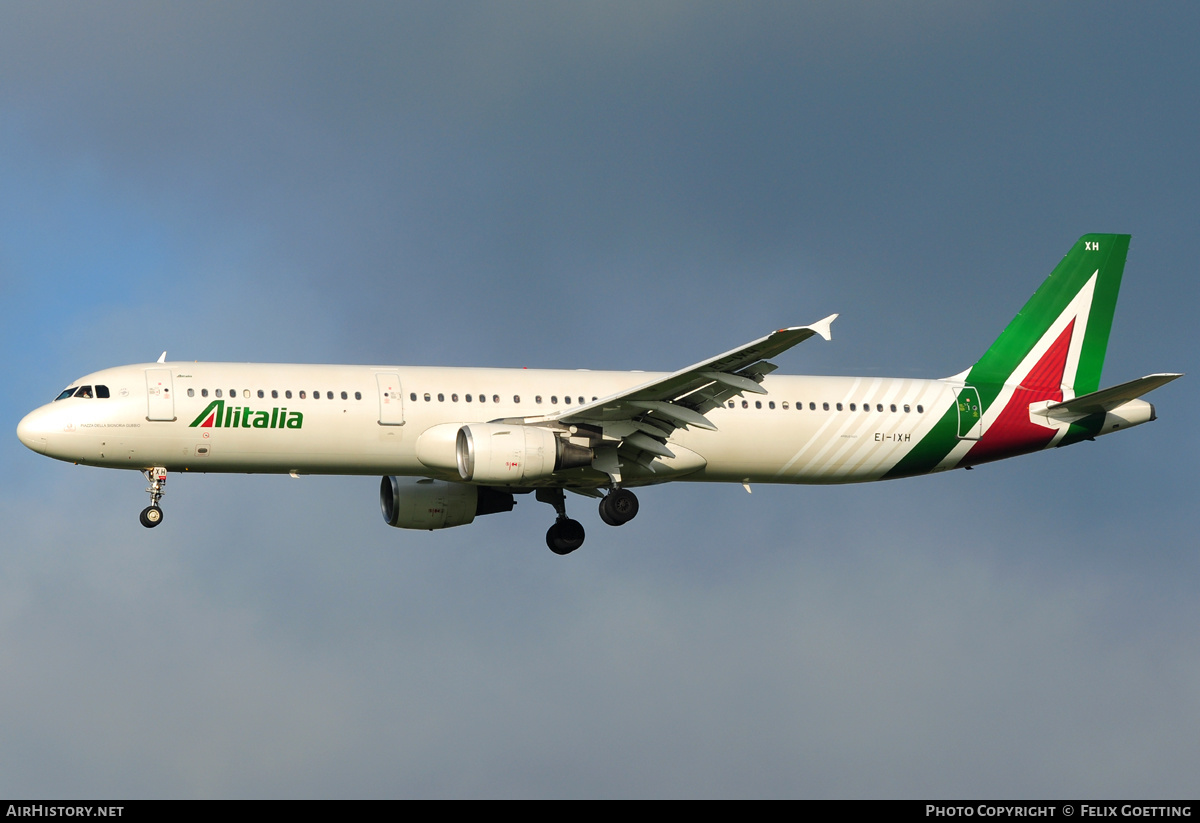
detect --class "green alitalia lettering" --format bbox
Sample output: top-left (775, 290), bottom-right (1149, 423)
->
top-left (189, 399), bottom-right (303, 429)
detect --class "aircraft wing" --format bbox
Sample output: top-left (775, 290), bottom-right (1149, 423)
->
top-left (517, 315), bottom-right (837, 481)
top-left (1042, 373), bottom-right (1182, 418)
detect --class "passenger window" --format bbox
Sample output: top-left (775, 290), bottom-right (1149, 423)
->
top-left (836, 403), bottom-right (843, 411)
top-left (202, 389), bottom-right (209, 398)
top-left (465, 394), bottom-right (473, 402)
top-left (410, 393), bottom-right (417, 401)
top-left (355, 392), bottom-right (361, 400)
top-left (809, 402), bottom-right (816, 410)
top-left (477, 394), bottom-right (485, 404)
top-left (285, 390), bottom-right (292, 399)
top-left (299, 391), bottom-right (306, 399)
top-left (327, 391), bottom-right (334, 400)
top-left (769, 401), bottom-right (775, 409)
top-left (742, 400), bottom-right (748, 408)
top-left (782, 401), bottom-right (789, 410)
top-left (551, 396), bottom-right (558, 405)
top-left (890, 404), bottom-right (897, 412)
top-left (341, 391), bottom-right (348, 400)
top-left (313, 391), bottom-right (320, 400)
top-left (257, 390), bottom-right (264, 398)
top-left (535, 396), bottom-right (542, 404)
top-left (728, 401), bottom-right (735, 408)
top-left (244, 390), bottom-right (251, 399)
top-left (493, 395), bottom-right (500, 403)
top-left (850, 403), bottom-right (856, 411)
top-left (513, 395), bottom-right (521, 403)
top-left (451, 393), bottom-right (459, 402)
top-left (424, 393), bottom-right (431, 402)
top-left (437, 393), bottom-right (444, 402)
top-left (755, 401), bottom-right (762, 409)
top-left (917, 405), bottom-right (924, 413)
top-left (272, 390), bottom-right (278, 399)
top-left (904, 404), bottom-right (910, 413)
top-left (216, 389), bottom-right (223, 398)
top-left (187, 388), bottom-right (195, 397)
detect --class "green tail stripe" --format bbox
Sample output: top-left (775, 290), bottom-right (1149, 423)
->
top-left (884, 403), bottom-right (959, 479)
top-left (968, 234), bottom-right (1128, 396)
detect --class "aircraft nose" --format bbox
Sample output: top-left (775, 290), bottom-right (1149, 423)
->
top-left (16, 409), bottom-right (48, 454)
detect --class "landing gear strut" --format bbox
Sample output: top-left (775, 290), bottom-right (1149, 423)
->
top-left (140, 467), bottom-right (167, 528)
top-left (598, 488), bottom-right (639, 526)
top-left (537, 488), bottom-right (585, 555)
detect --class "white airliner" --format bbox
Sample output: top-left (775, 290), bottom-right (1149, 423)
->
top-left (17, 235), bottom-right (1180, 554)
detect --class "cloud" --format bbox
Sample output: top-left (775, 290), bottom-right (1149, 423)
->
top-left (2, 2), bottom-right (1198, 798)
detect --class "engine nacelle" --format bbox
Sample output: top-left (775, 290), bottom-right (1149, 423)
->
top-left (380, 476), bottom-right (514, 530)
top-left (456, 423), bottom-right (592, 484)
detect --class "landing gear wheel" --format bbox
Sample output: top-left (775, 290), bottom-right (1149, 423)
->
top-left (599, 489), bottom-right (639, 526)
top-left (141, 467), bottom-right (167, 529)
top-left (546, 518), bottom-right (585, 555)
top-left (139, 505), bottom-right (164, 528)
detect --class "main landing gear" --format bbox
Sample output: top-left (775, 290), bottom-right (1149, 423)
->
top-left (139, 467), bottom-right (167, 528)
top-left (538, 488), bottom-right (585, 555)
top-left (598, 488), bottom-right (639, 527)
top-left (538, 487), bottom-right (640, 555)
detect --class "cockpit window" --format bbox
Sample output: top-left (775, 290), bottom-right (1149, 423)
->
top-left (74, 386), bottom-right (93, 399)
top-left (55, 387), bottom-right (78, 401)
top-left (96, 385), bottom-right (110, 398)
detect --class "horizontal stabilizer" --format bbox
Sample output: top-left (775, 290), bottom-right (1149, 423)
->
top-left (1044, 373), bottom-right (1182, 418)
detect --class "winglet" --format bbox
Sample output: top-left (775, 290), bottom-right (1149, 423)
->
top-left (157, 352), bottom-right (167, 363)
top-left (808, 313), bottom-right (837, 342)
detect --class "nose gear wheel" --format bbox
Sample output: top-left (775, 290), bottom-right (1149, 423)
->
top-left (140, 467), bottom-right (167, 528)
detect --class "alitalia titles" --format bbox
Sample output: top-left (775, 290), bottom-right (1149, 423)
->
top-left (189, 399), bottom-right (303, 429)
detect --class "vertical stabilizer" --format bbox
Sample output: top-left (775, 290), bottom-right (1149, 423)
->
top-left (966, 233), bottom-right (1129, 396)
top-left (887, 234), bottom-right (1131, 477)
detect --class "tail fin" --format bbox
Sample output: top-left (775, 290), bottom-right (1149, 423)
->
top-left (965, 233), bottom-right (1129, 397)
top-left (886, 234), bottom-right (1143, 477)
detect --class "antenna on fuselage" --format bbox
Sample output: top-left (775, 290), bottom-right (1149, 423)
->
top-left (157, 352), bottom-right (166, 363)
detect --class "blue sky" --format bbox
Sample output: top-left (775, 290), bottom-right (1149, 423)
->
top-left (2, 2), bottom-right (1198, 798)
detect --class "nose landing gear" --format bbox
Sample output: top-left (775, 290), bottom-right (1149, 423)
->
top-left (139, 467), bottom-right (167, 528)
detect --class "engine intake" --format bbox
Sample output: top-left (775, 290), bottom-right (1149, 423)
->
top-left (456, 423), bottom-right (592, 484)
top-left (380, 476), bottom-right (514, 530)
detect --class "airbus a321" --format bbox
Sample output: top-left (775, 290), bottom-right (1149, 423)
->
top-left (17, 235), bottom-right (1180, 554)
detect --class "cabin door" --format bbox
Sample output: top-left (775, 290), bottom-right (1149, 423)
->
top-left (145, 368), bottom-right (175, 421)
top-left (376, 373), bottom-right (405, 426)
top-left (954, 386), bottom-right (982, 440)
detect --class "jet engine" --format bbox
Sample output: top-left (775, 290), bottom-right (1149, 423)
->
top-left (456, 423), bottom-right (592, 484)
top-left (380, 476), bottom-right (514, 530)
